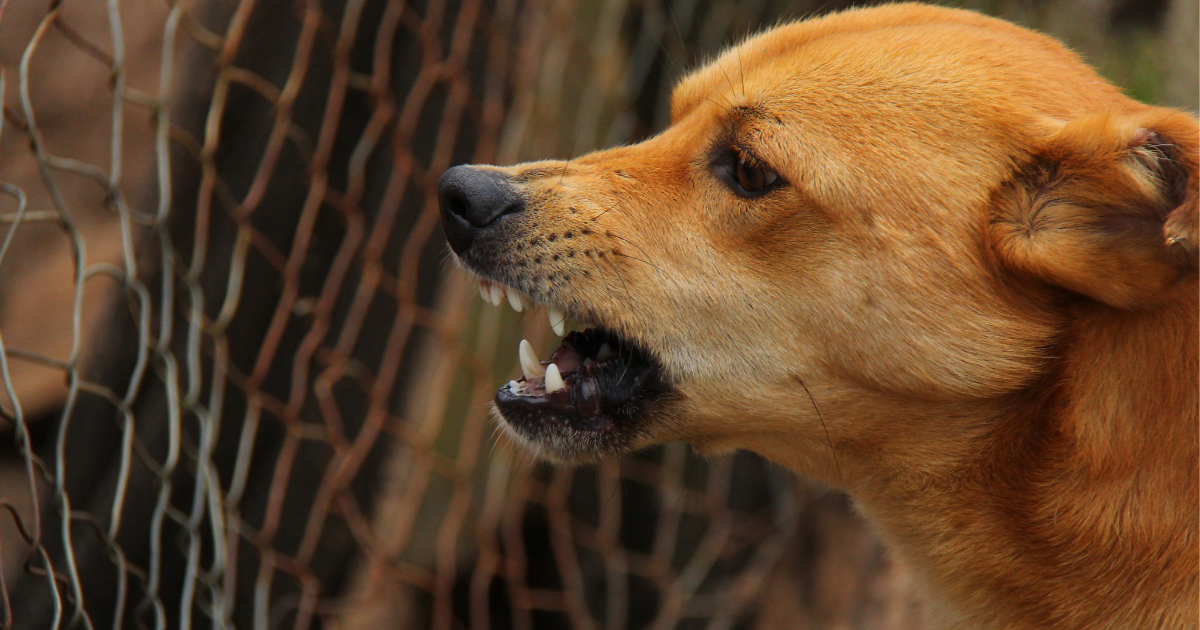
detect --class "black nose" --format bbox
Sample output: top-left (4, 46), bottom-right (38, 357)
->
top-left (439, 165), bottom-right (525, 255)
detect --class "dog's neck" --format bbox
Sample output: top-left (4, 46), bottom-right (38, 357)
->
top-left (845, 282), bottom-right (1198, 629)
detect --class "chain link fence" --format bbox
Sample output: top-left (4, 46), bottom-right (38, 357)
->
top-left (0, 0), bottom-right (1191, 628)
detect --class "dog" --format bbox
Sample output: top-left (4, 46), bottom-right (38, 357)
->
top-left (438, 4), bottom-right (1198, 628)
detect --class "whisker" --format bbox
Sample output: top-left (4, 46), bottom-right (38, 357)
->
top-left (602, 474), bottom-right (622, 511)
top-left (609, 234), bottom-right (656, 266)
top-left (790, 374), bottom-right (844, 487)
top-left (487, 423), bottom-right (503, 460)
top-left (665, 0), bottom-right (688, 51)
top-left (610, 251), bottom-right (659, 271)
top-left (560, 124), bottom-right (583, 186)
top-left (601, 255), bottom-right (635, 307)
top-left (653, 2), bottom-right (685, 77)
top-left (737, 47), bottom-right (747, 97)
top-left (717, 62), bottom-right (739, 101)
top-left (700, 95), bottom-right (735, 115)
top-left (591, 201), bottom-right (620, 222)
top-left (588, 252), bottom-right (619, 303)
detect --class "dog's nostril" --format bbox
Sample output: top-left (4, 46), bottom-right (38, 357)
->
top-left (446, 193), bottom-right (470, 222)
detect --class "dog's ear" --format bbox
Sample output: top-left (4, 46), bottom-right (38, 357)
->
top-left (990, 109), bottom-right (1198, 308)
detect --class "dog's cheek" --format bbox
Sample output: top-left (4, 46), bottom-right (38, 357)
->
top-left (800, 253), bottom-right (1060, 401)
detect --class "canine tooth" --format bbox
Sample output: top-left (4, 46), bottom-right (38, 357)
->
top-left (596, 343), bottom-right (616, 362)
top-left (507, 289), bottom-right (525, 312)
top-left (548, 306), bottom-right (566, 336)
top-left (544, 363), bottom-right (565, 393)
top-left (519, 340), bottom-right (546, 378)
top-left (489, 283), bottom-right (505, 306)
top-left (479, 282), bottom-right (489, 302)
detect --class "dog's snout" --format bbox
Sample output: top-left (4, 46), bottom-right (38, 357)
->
top-left (439, 165), bottom-right (525, 254)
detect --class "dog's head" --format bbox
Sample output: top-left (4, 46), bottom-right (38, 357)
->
top-left (438, 4), bottom-right (1198, 474)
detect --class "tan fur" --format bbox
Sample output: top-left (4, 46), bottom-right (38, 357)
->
top-left (463, 5), bottom-right (1199, 628)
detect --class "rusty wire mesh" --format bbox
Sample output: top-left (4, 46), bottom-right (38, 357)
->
top-left (0, 0), bottom-right (1189, 628)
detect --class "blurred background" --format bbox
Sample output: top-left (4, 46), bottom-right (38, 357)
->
top-left (0, 0), bottom-right (1194, 628)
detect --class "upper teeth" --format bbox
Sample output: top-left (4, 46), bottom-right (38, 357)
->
top-left (507, 289), bottom-right (525, 312)
top-left (478, 280), bottom-right (571, 337)
top-left (547, 306), bottom-right (566, 336)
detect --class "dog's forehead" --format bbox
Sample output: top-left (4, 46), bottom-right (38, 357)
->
top-left (671, 5), bottom-right (1122, 128)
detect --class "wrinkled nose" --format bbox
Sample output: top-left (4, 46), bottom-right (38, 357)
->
top-left (438, 165), bottom-right (525, 255)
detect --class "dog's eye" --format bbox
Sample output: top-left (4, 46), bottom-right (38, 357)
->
top-left (734, 154), bottom-right (778, 194)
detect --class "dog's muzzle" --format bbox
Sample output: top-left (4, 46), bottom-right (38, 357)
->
top-left (435, 164), bottom-right (674, 459)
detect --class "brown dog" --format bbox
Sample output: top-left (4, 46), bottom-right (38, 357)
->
top-left (438, 4), bottom-right (1199, 628)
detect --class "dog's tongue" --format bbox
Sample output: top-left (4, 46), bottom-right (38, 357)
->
top-left (548, 339), bottom-right (584, 374)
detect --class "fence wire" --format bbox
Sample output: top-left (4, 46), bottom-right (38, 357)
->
top-left (0, 0), bottom-right (1183, 628)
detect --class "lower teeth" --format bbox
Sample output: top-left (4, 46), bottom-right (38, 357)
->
top-left (545, 363), bottom-right (566, 393)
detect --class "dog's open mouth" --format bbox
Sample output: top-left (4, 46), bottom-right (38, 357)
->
top-left (476, 280), bottom-right (670, 455)
top-left (499, 327), bottom-right (660, 428)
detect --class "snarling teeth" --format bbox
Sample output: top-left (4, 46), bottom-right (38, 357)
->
top-left (490, 303), bottom-right (664, 440)
top-left (478, 279), bottom-right (577, 337)
top-left (475, 278), bottom-right (659, 422)
top-left (507, 289), bottom-right (525, 312)
top-left (519, 339), bottom-right (546, 379)
top-left (544, 363), bottom-right (565, 393)
top-left (547, 306), bottom-right (566, 336)
top-left (506, 331), bottom-right (631, 401)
